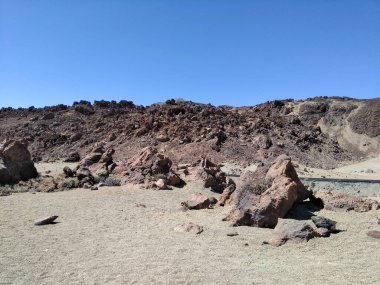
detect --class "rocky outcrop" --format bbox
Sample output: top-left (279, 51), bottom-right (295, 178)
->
top-left (224, 155), bottom-right (312, 228)
top-left (78, 143), bottom-right (116, 171)
top-left (195, 157), bottom-right (235, 193)
top-left (263, 218), bottom-right (321, 246)
top-left (113, 147), bottom-right (183, 187)
top-left (315, 190), bottom-right (379, 212)
top-left (0, 98), bottom-right (364, 169)
top-left (0, 140), bottom-right (38, 184)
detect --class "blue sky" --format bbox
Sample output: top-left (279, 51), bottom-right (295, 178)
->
top-left (0, 0), bottom-right (379, 108)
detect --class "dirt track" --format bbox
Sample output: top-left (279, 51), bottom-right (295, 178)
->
top-left (1, 184), bottom-right (379, 285)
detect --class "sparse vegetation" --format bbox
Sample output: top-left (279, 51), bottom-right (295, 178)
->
top-left (103, 176), bottom-right (121, 186)
top-left (59, 178), bottom-right (79, 189)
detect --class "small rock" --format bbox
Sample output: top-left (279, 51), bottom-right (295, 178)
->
top-left (227, 232), bottom-right (239, 237)
top-left (63, 166), bottom-right (74, 178)
top-left (155, 179), bottom-right (169, 190)
top-left (91, 186), bottom-right (98, 191)
top-left (34, 215), bottom-right (58, 226)
top-left (167, 171), bottom-right (182, 186)
top-left (174, 222), bottom-right (203, 234)
top-left (263, 218), bottom-right (320, 246)
top-left (367, 230), bottom-right (380, 239)
top-left (83, 183), bottom-right (92, 189)
top-left (316, 227), bottom-right (330, 237)
top-left (63, 152), bottom-right (80, 163)
top-left (108, 133), bottom-right (117, 142)
top-left (181, 193), bottom-right (217, 210)
top-left (311, 216), bottom-right (337, 231)
top-left (28, 188), bottom-right (37, 194)
top-left (156, 134), bottom-right (170, 142)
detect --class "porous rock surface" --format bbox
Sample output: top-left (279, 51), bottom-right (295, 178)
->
top-left (0, 139), bottom-right (38, 184)
top-left (224, 155), bottom-right (312, 228)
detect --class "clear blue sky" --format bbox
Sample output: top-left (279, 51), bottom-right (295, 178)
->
top-left (1, 0), bottom-right (379, 108)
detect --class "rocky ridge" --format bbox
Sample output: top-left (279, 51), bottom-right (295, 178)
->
top-left (1, 97), bottom-right (378, 169)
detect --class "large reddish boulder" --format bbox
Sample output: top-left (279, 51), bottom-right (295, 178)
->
top-left (265, 154), bottom-right (310, 202)
top-left (0, 140), bottom-right (38, 184)
top-left (224, 155), bottom-right (311, 228)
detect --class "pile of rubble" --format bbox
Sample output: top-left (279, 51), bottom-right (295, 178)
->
top-left (113, 146), bottom-right (183, 190)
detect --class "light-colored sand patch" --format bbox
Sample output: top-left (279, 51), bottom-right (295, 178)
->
top-left (335, 156), bottom-right (380, 176)
top-left (1, 184), bottom-right (379, 285)
top-left (297, 156), bottom-right (380, 181)
top-left (35, 162), bottom-right (78, 177)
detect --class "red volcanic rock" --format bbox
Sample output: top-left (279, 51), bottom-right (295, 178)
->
top-left (181, 193), bottom-right (218, 210)
top-left (195, 157), bottom-right (236, 193)
top-left (265, 154), bottom-right (310, 202)
top-left (224, 155), bottom-right (311, 228)
top-left (113, 147), bottom-right (183, 187)
top-left (215, 184), bottom-right (237, 207)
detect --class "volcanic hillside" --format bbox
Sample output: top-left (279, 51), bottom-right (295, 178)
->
top-left (0, 97), bottom-right (378, 169)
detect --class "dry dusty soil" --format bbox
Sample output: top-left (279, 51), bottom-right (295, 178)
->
top-left (1, 175), bottom-right (380, 285)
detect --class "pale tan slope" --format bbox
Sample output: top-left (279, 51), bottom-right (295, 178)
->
top-left (318, 100), bottom-right (380, 158)
top-left (297, 156), bottom-right (380, 180)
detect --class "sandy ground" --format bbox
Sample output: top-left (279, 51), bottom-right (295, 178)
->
top-left (35, 162), bottom-right (78, 177)
top-left (297, 156), bottom-right (380, 180)
top-left (1, 181), bottom-right (380, 285)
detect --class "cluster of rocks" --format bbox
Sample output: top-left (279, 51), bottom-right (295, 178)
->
top-left (60, 143), bottom-right (119, 190)
top-left (195, 157), bottom-right (236, 194)
top-left (113, 146), bottom-right (183, 190)
top-left (0, 140), bottom-right (38, 184)
top-left (179, 154), bottom-right (379, 246)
